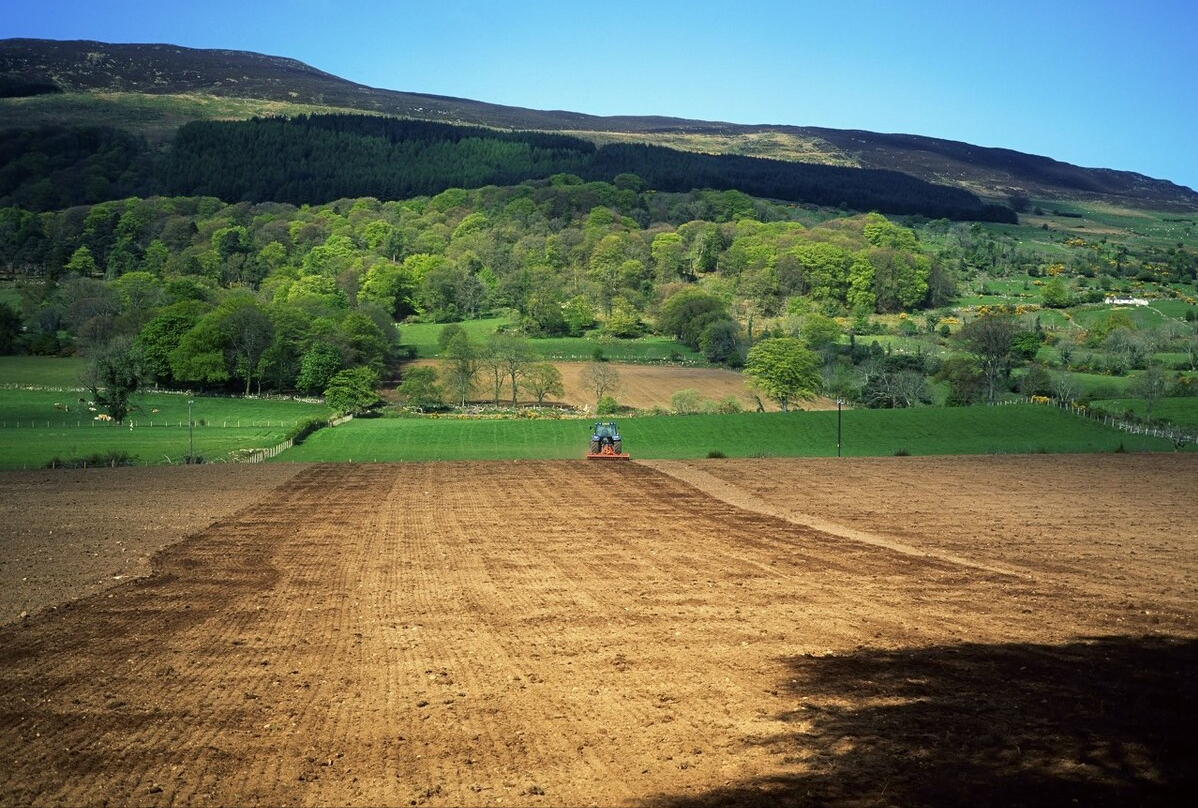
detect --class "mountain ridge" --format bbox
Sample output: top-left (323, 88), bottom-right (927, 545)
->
top-left (2, 37), bottom-right (1195, 211)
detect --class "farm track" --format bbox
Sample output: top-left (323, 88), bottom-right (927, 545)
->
top-left (1, 457), bottom-right (1195, 807)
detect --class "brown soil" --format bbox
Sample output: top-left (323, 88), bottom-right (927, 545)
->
top-left (0, 464), bottom-right (306, 624)
top-left (1, 455), bottom-right (1194, 807)
top-left (398, 360), bottom-right (840, 412)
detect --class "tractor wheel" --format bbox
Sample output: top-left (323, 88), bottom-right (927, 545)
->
top-left (589, 440), bottom-right (600, 454)
top-left (613, 440), bottom-right (622, 454)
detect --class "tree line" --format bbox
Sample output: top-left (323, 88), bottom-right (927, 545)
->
top-left (0, 173), bottom-right (969, 413)
top-left (2, 166), bottom-right (1191, 419)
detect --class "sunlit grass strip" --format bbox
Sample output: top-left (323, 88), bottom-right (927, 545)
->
top-left (282, 405), bottom-right (1177, 463)
top-left (0, 424), bottom-right (296, 470)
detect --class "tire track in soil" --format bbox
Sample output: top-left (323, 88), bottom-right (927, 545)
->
top-left (639, 459), bottom-right (1031, 579)
top-left (0, 460), bottom-right (1153, 807)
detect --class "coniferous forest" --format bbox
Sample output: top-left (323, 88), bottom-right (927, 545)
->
top-left (0, 114), bottom-right (1015, 222)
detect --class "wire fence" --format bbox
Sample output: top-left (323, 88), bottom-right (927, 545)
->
top-left (237, 414), bottom-right (353, 464)
top-left (0, 419), bottom-right (305, 429)
top-left (3, 413), bottom-right (355, 467)
top-left (1015, 396), bottom-right (1196, 446)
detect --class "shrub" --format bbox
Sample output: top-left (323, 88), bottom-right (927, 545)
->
top-left (893, 447), bottom-right (911, 456)
top-left (671, 388), bottom-right (703, 414)
top-left (44, 450), bottom-right (137, 469)
top-left (596, 395), bottom-right (620, 415)
top-left (706, 450), bottom-right (727, 459)
top-left (717, 395), bottom-right (744, 414)
top-left (287, 416), bottom-right (328, 445)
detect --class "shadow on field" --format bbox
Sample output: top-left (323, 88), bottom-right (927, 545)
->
top-left (647, 635), bottom-right (1197, 808)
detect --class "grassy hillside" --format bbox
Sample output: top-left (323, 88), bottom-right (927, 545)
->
top-left (0, 91), bottom-right (371, 143)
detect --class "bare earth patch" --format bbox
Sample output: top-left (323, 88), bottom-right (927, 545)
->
top-left (1, 455), bottom-right (1194, 807)
top-left (0, 464), bottom-right (307, 625)
top-left (400, 360), bottom-right (841, 412)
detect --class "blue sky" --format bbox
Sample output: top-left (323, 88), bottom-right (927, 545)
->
top-left (5, 0), bottom-right (1196, 191)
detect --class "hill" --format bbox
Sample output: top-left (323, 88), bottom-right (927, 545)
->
top-left (3, 37), bottom-right (1196, 212)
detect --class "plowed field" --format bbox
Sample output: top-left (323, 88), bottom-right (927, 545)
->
top-left (1, 456), bottom-right (1195, 807)
top-left (398, 361), bottom-right (841, 411)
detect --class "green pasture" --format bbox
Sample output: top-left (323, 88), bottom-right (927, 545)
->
top-left (282, 405), bottom-right (1177, 463)
top-left (0, 388), bottom-right (332, 426)
top-left (1068, 304), bottom-right (1176, 331)
top-left (1036, 309), bottom-right (1077, 330)
top-left (0, 356), bottom-right (86, 387)
top-left (0, 388), bottom-right (333, 469)
top-left (854, 333), bottom-right (953, 357)
top-left (0, 423), bottom-right (296, 469)
top-left (1088, 397), bottom-right (1198, 430)
top-left (399, 317), bottom-right (701, 362)
top-left (991, 199), bottom-right (1198, 251)
top-left (528, 335), bottom-right (701, 362)
top-left (399, 317), bottom-right (509, 357)
top-left (1066, 372), bottom-right (1135, 398)
top-left (1151, 298), bottom-right (1198, 319)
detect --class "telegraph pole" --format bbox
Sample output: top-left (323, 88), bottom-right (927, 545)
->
top-left (836, 398), bottom-right (843, 457)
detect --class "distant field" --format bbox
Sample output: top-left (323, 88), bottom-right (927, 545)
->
top-left (398, 317), bottom-right (701, 362)
top-left (993, 198), bottom-right (1198, 251)
top-left (1089, 397), bottom-right (1198, 430)
top-left (1067, 372), bottom-right (1135, 397)
top-left (282, 405), bottom-right (1178, 463)
top-left (0, 356), bottom-right (86, 387)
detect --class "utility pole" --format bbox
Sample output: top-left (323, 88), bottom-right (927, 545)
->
top-left (836, 399), bottom-right (843, 457)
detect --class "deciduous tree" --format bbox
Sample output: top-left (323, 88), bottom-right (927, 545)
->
top-left (657, 288), bottom-right (727, 349)
top-left (296, 343), bottom-right (343, 395)
top-left (1130, 365), bottom-right (1170, 420)
top-left (396, 365), bottom-right (443, 409)
top-left (744, 336), bottom-right (820, 412)
top-left (579, 361), bottom-right (620, 406)
top-left (441, 330), bottom-right (479, 406)
top-left (221, 299), bottom-right (275, 395)
top-left (135, 304), bottom-right (205, 385)
top-left (700, 318), bottom-right (744, 365)
top-left (520, 362), bottom-right (565, 405)
top-left (323, 366), bottom-right (380, 415)
top-left (957, 312), bottom-right (1021, 405)
top-left (81, 336), bottom-right (147, 423)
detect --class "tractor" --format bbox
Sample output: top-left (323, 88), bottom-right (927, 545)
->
top-left (587, 421), bottom-right (630, 460)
